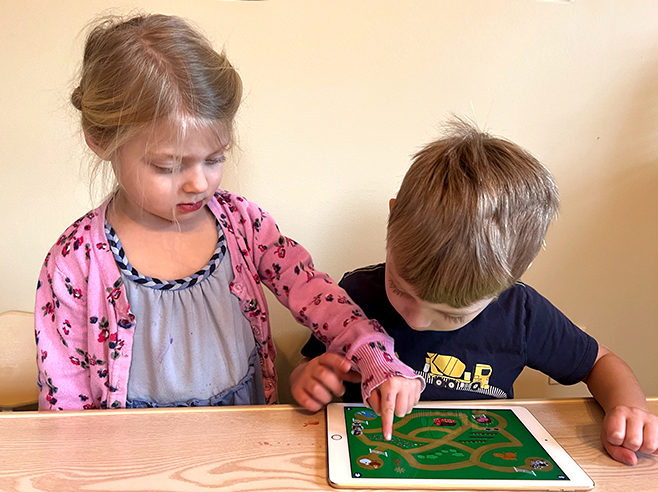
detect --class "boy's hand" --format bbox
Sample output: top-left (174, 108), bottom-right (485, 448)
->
top-left (584, 345), bottom-right (658, 465)
top-left (290, 353), bottom-right (361, 412)
top-left (601, 405), bottom-right (658, 465)
top-left (367, 376), bottom-right (422, 441)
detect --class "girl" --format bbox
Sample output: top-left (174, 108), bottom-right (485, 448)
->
top-left (35, 13), bottom-right (422, 418)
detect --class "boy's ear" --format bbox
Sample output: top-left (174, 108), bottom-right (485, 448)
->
top-left (83, 131), bottom-right (106, 159)
top-left (389, 197), bottom-right (396, 212)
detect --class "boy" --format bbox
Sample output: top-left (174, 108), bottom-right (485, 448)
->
top-left (291, 119), bottom-right (658, 465)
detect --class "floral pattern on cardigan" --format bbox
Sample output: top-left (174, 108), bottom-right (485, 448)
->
top-left (35, 190), bottom-right (422, 410)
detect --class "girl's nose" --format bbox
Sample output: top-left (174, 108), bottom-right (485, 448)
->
top-left (182, 164), bottom-right (208, 193)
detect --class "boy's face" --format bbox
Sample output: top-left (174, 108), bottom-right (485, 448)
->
top-left (385, 252), bottom-right (493, 332)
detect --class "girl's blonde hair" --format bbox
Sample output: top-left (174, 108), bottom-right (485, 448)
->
top-left (72, 13), bottom-right (242, 191)
top-left (387, 118), bottom-right (560, 308)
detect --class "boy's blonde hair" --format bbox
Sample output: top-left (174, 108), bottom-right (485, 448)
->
top-left (387, 118), bottom-right (559, 308)
top-left (71, 14), bottom-right (242, 190)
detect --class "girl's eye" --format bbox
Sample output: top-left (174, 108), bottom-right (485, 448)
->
top-left (206, 154), bottom-right (226, 165)
top-left (153, 166), bottom-right (174, 174)
top-left (149, 161), bottom-right (175, 174)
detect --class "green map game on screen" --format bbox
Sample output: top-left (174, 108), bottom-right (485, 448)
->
top-left (344, 407), bottom-right (569, 481)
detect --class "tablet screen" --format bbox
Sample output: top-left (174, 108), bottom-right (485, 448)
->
top-left (343, 406), bottom-right (569, 481)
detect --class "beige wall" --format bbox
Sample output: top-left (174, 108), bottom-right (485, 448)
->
top-left (2, 1), bottom-right (657, 403)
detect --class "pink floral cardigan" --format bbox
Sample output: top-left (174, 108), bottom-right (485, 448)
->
top-left (35, 190), bottom-right (422, 410)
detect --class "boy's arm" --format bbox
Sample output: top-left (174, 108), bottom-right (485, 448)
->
top-left (583, 344), bottom-right (658, 465)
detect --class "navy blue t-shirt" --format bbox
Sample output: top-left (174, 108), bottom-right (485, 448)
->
top-left (302, 263), bottom-right (598, 402)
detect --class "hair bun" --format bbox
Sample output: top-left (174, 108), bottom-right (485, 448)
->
top-left (71, 86), bottom-right (83, 111)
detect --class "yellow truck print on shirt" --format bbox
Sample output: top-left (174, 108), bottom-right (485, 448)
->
top-left (423, 353), bottom-right (492, 391)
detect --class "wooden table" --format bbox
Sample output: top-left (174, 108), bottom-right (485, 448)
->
top-left (0, 398), bottom-right (656, 491)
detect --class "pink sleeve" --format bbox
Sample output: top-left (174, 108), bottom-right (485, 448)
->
top-left (246, 204), bottom-right (425, 400)
top-left (35, 251), bottom-right (94, 411)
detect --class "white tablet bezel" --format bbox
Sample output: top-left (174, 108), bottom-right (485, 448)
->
top-left (326, 402), bottom-right (594, 490)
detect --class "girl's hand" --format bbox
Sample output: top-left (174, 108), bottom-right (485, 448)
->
top-left (601, 405), bottom-right (658, 465)
top-left (367, 376), bottom-right (422, 441)
top-left (290, 353), bottom-right (361, 412)
top-left (289, 354), bottom-right (422, 441)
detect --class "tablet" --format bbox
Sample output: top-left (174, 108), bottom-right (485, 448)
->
top-left (326, 402), bottom-right (594, 490)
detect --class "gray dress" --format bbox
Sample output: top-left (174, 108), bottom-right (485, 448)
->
top-left (105, 221), bottom-right (266, 407)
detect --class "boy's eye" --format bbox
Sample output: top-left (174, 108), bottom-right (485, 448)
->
top-left (442, 314), bottom-right (466, 324)
top-left (388, 280), bottom-right (409, 298)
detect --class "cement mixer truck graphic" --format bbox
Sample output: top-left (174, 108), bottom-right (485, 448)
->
top-left (422, 354), bottom-right (492, 391)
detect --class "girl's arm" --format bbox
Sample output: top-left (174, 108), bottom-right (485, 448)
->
top-left (241, 200), bottom-right (423, 425)
top-left (583, 344), bottom-right (658, 464)
top-left (35, 252), bottom-right (94, 411)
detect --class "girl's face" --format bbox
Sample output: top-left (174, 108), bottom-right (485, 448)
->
top-left (111, 121), bottom-right (227, 228)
